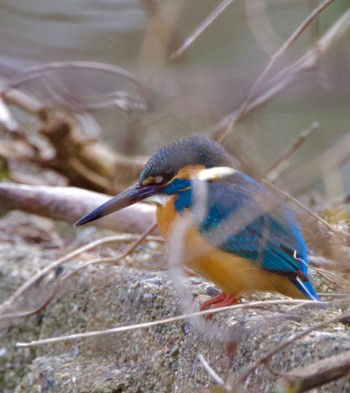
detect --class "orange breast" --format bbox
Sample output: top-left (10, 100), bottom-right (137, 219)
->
top-left (156, 198), bottom-right (306, 299)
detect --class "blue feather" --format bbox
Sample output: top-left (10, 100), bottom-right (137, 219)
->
top-left (162, 170), bottom-right (318, 300)
top-left (163, 179), bottom-right (192, 212)
top-left (292, 278), bottom-right (320, 300)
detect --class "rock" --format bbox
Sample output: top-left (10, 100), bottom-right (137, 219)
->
top-left (0, 211), bottom-right (349, 392)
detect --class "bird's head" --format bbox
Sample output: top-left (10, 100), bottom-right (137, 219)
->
top-left (75, 134), bottom-right (236, 226)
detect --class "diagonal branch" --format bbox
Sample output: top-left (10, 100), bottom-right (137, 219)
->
top-left (284, 350), bottom-right (350, 393)
top-left (171, 0), bottom-right (237, 60)
top-left (241, 0), bottom-right (336, 115)
top-left (233, 311), bottom-right (350, 388)
top-left (264, 121), bottom-right (319, 181)
top-left (216, 5), bottom-right (350, 143)
top-left (0, 223), bottom-right (157, 319)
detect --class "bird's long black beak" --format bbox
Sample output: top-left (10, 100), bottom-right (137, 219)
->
top-left (75, 182), bottom-right (163, 226)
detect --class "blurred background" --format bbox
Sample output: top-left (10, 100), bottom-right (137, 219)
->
top-left (0, 0), bottom-right (349, 200)
top-left (1, 4), bottom-right (350, 391)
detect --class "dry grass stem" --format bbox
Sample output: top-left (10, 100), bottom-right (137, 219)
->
top-left (241, 0), bottom-right (336, 114)
top-left (197, 353), bottom-right (229, 390)
top-left (262, 179), bottom-right (350, 237)
top-left (245, 0), bottom-right (281, 55)
top-left (0, 290), bottom-right (59, 320)
top-left (171, 0), bottom-right (236, 60)
top-left (216, 7), bottom-right (350, 143)
top-left (3, 88), bottom-right (44, 114)
top-left (0, 224), bottom-right (158, 318)
top-left (315, 268), bottom-right (350, 291)
top-left (16, 298), bottom-right (325, 348)
top-left (284, 350), bottom-right (350, 392)
top-left (233, 311), bottom-right (350, 388)
top-left (2, 61), bottom-right (148, 112)
top-left (0, 96), bottom-right (18, 131)
top-left (282, 130), bottom-right (350, 195)
top-left (265, 121), bottom-right (319, 181)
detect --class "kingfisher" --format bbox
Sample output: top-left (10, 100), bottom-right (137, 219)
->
top-left (76, 134), bottom-right (319, 310)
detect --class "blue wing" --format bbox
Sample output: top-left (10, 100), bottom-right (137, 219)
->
top-left (197, 172), bottom-right (318, 300)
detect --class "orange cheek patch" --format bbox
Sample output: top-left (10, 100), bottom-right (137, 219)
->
top-left (176, 165), bottom-right (205, 179)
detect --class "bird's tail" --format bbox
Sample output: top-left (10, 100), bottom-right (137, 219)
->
top-left (292, 277), bottom-right (320, 301)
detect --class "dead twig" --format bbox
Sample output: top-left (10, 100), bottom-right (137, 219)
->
top-left (284, 350), bottom-right (350, 393)
top-left (264, 121), bottom-right (319, 182)
top-left (0, 183), bottom-right (155, 232)
top-left (171, 0), bottom-right (236, 60)
top-left (197, 353), bottom-right (231, 391)
top-left (0, 224), bottom-right (158, 319)
top-left (216, 5), bottom-right (350, 144)
top-left (262, 179), bottom-right (350, 237)
top-left (232, 311), bottom-right (350, 388)
top-left (0, 96), bottom-right (18, 131)
top-left (0, 288), bottom-right (60, 320)
top-left (2, 61), bottom-right (149, 113)
top-left (15, 298), bottom-right (326, 347)
top-left (280, 130), bottom-right (350, 196)
top-left (239, 0), bottom-right (336, 120)
top-left (3, 88), bottom-right (44, 114)
top-left (315, 268), bottom-right (350, 292)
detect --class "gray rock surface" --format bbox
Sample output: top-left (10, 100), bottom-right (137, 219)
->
top-left (0, 211), bottom-right (349, 392)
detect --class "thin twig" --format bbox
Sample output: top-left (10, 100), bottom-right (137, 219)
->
top-left (264, 122), bottom-right (319, 181)
top-left (283, 350), bottom-right (350, 392)
top-left (171, 0), bottom-right (237, 60)
top-left (197, 353), bottom-right (227, 388)
top-left (262, 179), bottom-right (350, 237)
top-left (0, 223), bottom-right (158, 321)
top-left (240, 0), bottom-right (336, 116)
top-left (279, 130), bottom-right (350, 196)
top-left (0, 228), bottom-right (159, 317)
top-left (216, 3), bottom-right (348, 144)
top-left (317, 293), bottom-right (349, 298)
top-left (16, 298), bottom-right (326, 347)
top-left (3, 88), bottom-right (44, 114)
top-left (233, 311), bottom-right (350, 388)
top-left (315, 268), bottom-right (350, 291)
top-left (0, 289), bottom-right (59, 320)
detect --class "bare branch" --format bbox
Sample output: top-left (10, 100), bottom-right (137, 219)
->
top-left (262, 179), bottom-right (350, 237)
top-left (278, 131), bottom-right (350, 196)
top-left (1, 61), bottom-right (149, 113)
top-left (216, 6), bottom-right (350, 143)
top-left (264, 122), bottom-right (319, 182)
top-left (284, 350), bottom-right (350, 393)
top-left (0, 223), bottom-right (158, 320)
top-left (242, 0), bottom-right (336, 112)
top-left (0, 183), bottom-right (155, 232)
top-left (171, 0), bottom-right (237, 60)
top-left (197, 353), bottom-right (230, 390)
top-left (3, 88), bottom-right (44, 114)
top-left (15, 298), bottom-right (325, 348)
top-left (0, 97), bottom-right (18, 131)
top-left (233, 311), bottom-right (350, 388)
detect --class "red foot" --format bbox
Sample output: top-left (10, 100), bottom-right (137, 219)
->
top-left (199, 292), bottom-right (240, 318)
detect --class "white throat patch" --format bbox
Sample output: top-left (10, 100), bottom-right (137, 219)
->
top-left (195, 166), bottom-right (236, 181)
